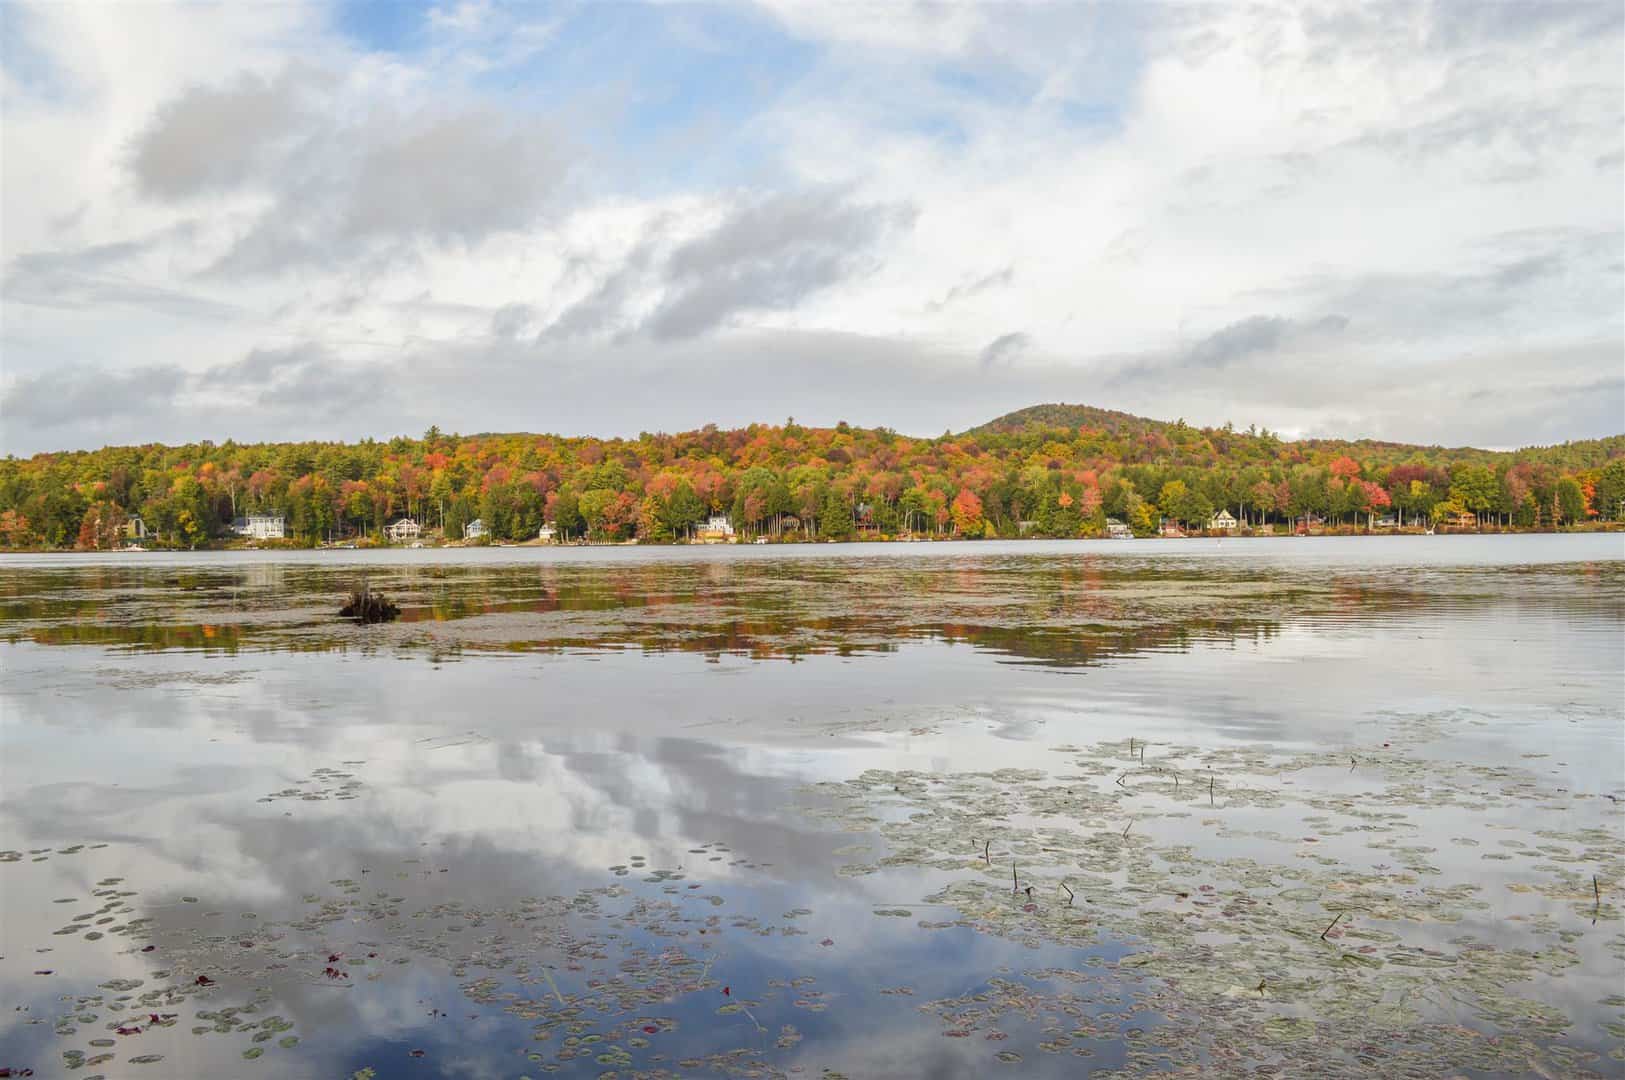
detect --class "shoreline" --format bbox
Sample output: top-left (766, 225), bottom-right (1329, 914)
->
top-left (5, 524), bottom-right (1621, 555)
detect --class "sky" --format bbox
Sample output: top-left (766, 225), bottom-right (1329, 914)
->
top-left (1, 0), bottom-right (1622, 456)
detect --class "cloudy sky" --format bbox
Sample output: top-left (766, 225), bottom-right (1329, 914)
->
top-left (2, 0), bottom-right (1621, 455)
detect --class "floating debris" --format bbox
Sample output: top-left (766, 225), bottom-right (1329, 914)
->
top-left (338, 583), bottom-right (400, 623)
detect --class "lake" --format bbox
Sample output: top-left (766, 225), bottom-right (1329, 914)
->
top-left (1, 535), bottom-right (1622, 1079)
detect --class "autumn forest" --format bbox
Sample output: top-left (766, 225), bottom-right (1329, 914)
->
top-left (2, 404), bottom-right (1622, 550)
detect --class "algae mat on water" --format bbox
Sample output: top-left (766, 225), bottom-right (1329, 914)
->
top-left (804, 710), bottom-right (1625, 1078)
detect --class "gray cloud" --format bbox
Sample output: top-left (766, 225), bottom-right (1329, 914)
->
top-left (1187, 315), bottom-right (1288, 367)
top-left (542, 189), bottom-right (915, 342)
top-left (210, 108), bottom-right (566, 275)
top-left (196, 343), bottom-right (390, 418)
top-left (927, 265), bottom-right (1013, 312)
top-left (2, 343), bottom-right (403, 451)
top-left (197, 343), bottom-right (312, 389)
top-left (1336, 93), bottom-right (1620, 175)
top-left (646, 189), bottom-right (916, 339)
top-left (49, 203), bottom-right (89, 234)
top-left (1107, 312), bottom-right (1351, 386)
top-left (540, 233), bottom-right (668, 343)
top-left (258, 359), bottom-right (388, 416)
top-left (3, 238), bottom-right (240, 319)
top-left (1376, 0), bottom-right (1623, 52)
top-left (489, 303), bottom-right (537, 340)
top-left (978, 331), bottom-right (1031, 369)
top-left (340, 112), bottom-right (562, 244)
top-left (1186, 313), bottom-right (1348, 369)
top-left (126, 68), bottom-right (568, 275)
top-left (3, 365), bottom-right (186, 429)
top-left (1209, 228), bottom-right (1622, 355)
top-left (127, 67), bottom-right (318, 200)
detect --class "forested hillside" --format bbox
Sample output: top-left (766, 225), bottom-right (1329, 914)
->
top-left (2, 405), bottom-right (1621, 548)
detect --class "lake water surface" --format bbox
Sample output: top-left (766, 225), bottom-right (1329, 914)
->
top-left (2, 536), bottom-right (1622, 1078)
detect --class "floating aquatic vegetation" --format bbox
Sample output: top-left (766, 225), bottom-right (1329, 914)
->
top-left (8, 836), bottom-right (852, 1080)
top-left (257, 766), bottom-right (364, 803)
top-left (801, 716), bottom-right (1625, 1077)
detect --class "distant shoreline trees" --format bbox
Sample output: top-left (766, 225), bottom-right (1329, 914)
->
top-left (1, 411), bottom-right (1621, 550)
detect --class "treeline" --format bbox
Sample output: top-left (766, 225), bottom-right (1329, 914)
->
top-left (1, 409), bottom-right (1621, 549)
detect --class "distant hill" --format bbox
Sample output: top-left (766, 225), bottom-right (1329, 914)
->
top-left (969, 402), bottom-right (1625, 462)
top-left (966, 403), bottom-right (1165, 437)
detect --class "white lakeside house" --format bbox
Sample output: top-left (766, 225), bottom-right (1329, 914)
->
top-left (464, 518), bottom-right (488, 540)
top-left (233, 511), bottom-right (286, 540)
top-left (695, 513), bottom-right (735, 541)
top-left (386, 518), bottom-right (421, 543)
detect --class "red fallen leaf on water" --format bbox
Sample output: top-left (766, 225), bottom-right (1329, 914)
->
top-left (116, 1026), bottom-right (141, 1035)
top-left (819, 938), bottom-right (834, 947)
top-left (408, 1049), bottom-right (426, 1058)
top-left (722, 986), bottom-right (730, 996)
top-left (327, 953), bottom-right (343, 963)
top-left (323, 966), bottom-right (349, 980)
top-left (943, 1030), bottom-right (970, 1038)
top-left (985, 1032), bottom-right (1008, 1041)
top-left (367, 952), bottom-right (377, 958)
top-left (140, 945), bottom-right (156, 952)
top-left (32, 970), bottom-right (51, 976)
top-left (1022, 903), bottom-right (1037, 913)
top-left (642, 1026), bottom-right (659, 1034)
top-left (194, 975), bottom-right (214, 986)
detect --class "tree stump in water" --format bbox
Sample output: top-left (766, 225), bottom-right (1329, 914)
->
top-left (339, 582), bottom-right (400, 623)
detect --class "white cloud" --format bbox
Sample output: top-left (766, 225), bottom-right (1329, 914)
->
top-left (1, 0), bottom-right (1620, 454)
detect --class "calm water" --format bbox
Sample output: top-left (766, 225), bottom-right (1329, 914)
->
top-left (1, 536), bottom-right (1622, 1079)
